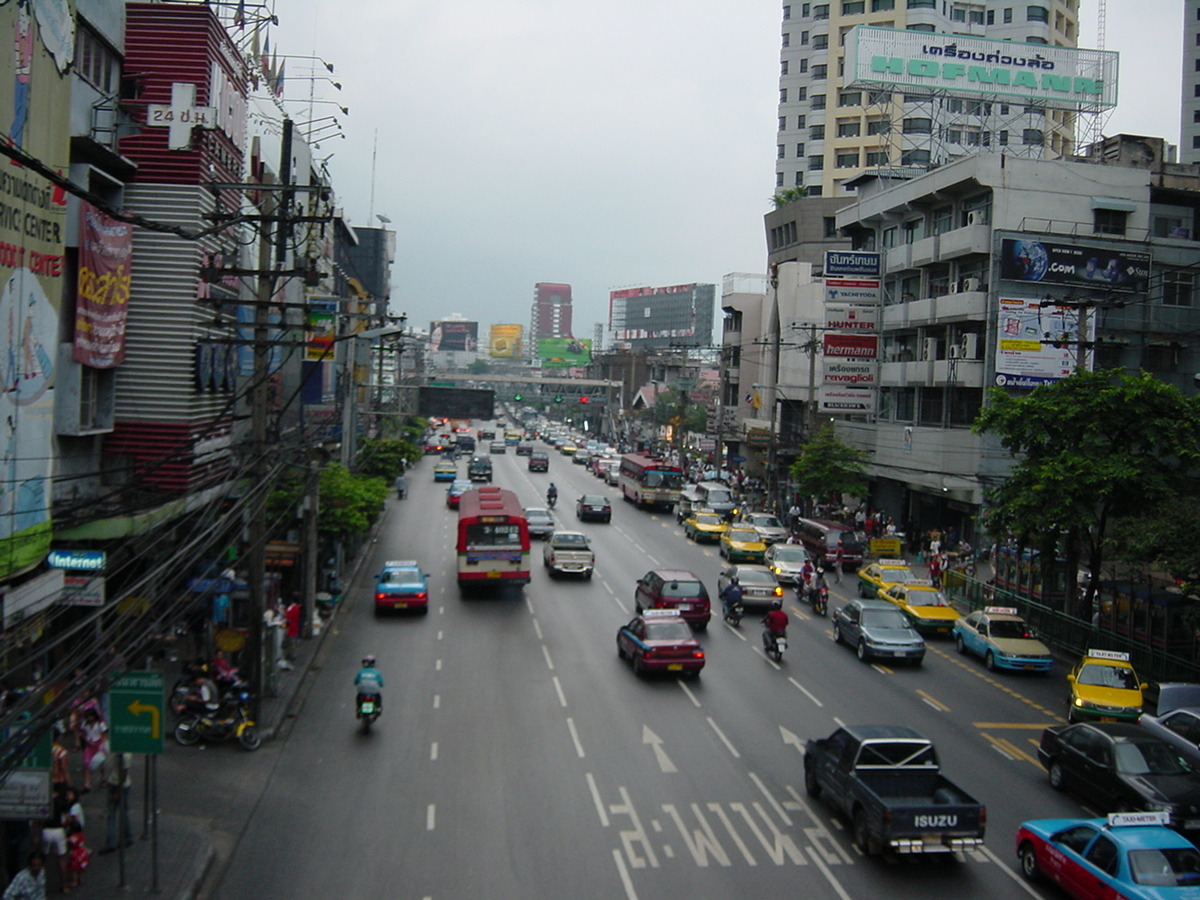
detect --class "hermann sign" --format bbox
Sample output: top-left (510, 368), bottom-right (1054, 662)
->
top-left (846, 26), bottom-right (1118, 109)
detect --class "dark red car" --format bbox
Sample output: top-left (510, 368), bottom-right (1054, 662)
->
top-left (616, 611), bottom-right (705, 677)
top-left (445, 480), bottom-right (472, 509)
top-left (634, 568), bottom-right (711, 630)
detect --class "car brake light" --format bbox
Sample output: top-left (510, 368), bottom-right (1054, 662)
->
top-left (693, 651), bottom-right (705, 659)
top-left (774, 586), bottom-right (783, 597)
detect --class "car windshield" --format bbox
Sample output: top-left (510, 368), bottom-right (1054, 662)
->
top-left (695, 514), bottom-right (722, 526)
top-left (861, 610), bottom-right (911, 630)
top-left (525, 508), bottom-right (550, 519)
top-left (552, 534), bottom-right (588, 547)
top-left (1115, 740), bottom-right (1192, 776)
top-left (771, 547), bottom-right (807, 563)
top-left (661, 581), bottom-right (704, 599)
top-left (737, 570), bottom-right (776, 585)
top-left (1078, 663), bottom-right (1139, 689)
top-left (644, 621), bottom-right (694, 641)
top-left (882, 568), bottom-right (918, 583)
top-left (581, 496), bottom-right (607, 505)
top-left (1129, 848), bottom-right (1200, 886)
top-left (729, 529), bottom-right (758, 542)
top-left (748, 514), bottom-right (782, 528)
top-left (382, 569), bottom-right (421, 585)
top-left (907, 590), bottom-right (949, 607)
top-left (989, 619), bottom-right (1036, 640)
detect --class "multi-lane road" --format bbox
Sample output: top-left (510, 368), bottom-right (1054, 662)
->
top-left (205, 437), bottom-right (1089, 899)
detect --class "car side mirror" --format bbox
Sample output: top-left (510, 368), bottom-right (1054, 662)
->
top-left (1066, 674), bottom-right (1076, 684)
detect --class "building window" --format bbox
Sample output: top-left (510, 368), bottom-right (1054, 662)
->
top-left (901, 148), bottom-right (931, 166)
top-left (836, 151), bottom-right (860, 168)
top-left (1026, 5), bottom-right (1049, 22)
top-left (919, 387), bottom-right (944, 427)
top-left (813, 33), bottom-right (829, 49)
top-left (950, 6), bottom-right (966, 21)
top-left (1027, 35), bottom-right (1048, 44)
top-left (1022, 128), bottom-right (1044, 145)
top-left (1093, 208), bottom-right (1127, 236)
top-left (867, 89), bottom-right (892, 104)
top-left (824, 217), bottom-right (839, 237)
top-left (776, 171), bottom-right (785, 188)
top-left (902, 117), bottom-right (932, 134)
top-left (781, 60), bottom-right (789, 75)
top-left (867, 117), bottom-right (891, 135)
top-left (998, 130), bottom-right (1009, 145)
top-left (782, 32), bottom-right (790, 47)
top-left (810, 124), bottom-right (825, 140)
top-left (1163, 271), bottom-right (1194, 306)
top-left (808, 155), bottom-right (825, 171)
top-left (1142, 344), bottom-right (1179, 373)
top-left (75, 24), bottom-right (117, 94)
top-left (894, 387), bottom-right (916, 421)
top-left (778, 144), bottom-right (786, 159)
top-left (795, 171), bottom-right (805, 186)
top-left (807, 185), bottom-right (823, 197)
top-left (796, 86), bottom-right (807, 100)
top-left (779, 116), bottom-right (787, 132)
top-left (872, 0), bottom-right (895, 8)
top-left (811, 94), bottom-right (826, 110)
top-left (949, 388), bottom-right (983, 427)
top-left (932, 207), bottom-right (954, 235)
top-left (812, 64), bottom-right (827, 80)
top-left (800, 30), bottom-right (809, 44)
top-left (798, 58), bottom-right (808, 73)
top-left (796, 115), bottom-right (806, 128)
top-left (780, 88), bottom-right (788, 103)
top-left (783, 4), bottom-right (792, 19)
top-left (986, 9), bottom-right (994, 23)
top-left (813, 4), bottom-right (829, 18)
top-left (839, 91), bottom-right (861, 106)
top-left (866, 150), bottom-right (889, 165)
top-left (907, 23), bottom-right (936, 31)
top-left (796, 142), bottom-right (805, 156)
top-left (837, 119), bottom-right (861, 137)
top-left (1003, 7), bottom-right (1013, 23)
top-left (842, 1), bottom-right (866, 13)
top-left (944, 128), bottom-right (962, 144)
top-left (908, 0), bottom-right (936, 6)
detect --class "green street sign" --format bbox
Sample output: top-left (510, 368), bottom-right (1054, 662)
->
top-left (110, 671), bottom-right (164, 754)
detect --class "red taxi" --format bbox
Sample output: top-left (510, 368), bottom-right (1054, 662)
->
top-left (616, 610), bottom-right (705, 677)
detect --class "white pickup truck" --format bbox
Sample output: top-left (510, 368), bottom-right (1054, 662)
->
top-left (542, 531), bottom-right (594, 579)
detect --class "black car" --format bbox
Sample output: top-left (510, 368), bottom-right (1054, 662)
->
top-left (1038, 722), bottom-right (1200, 833)
top-left (576, 494), bottom-right (612, 523)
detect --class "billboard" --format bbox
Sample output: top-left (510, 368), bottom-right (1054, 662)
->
top-left (823, 334), bottom-right (879, 359)
top-left (416, 387), bottom-right (494, 420)
top-left (994, 296), bottom-right (1093, 389)
top-left (820, 387), bottom-right (875, 414)
top-left (538, 337), bottom-right (591, 369)
top-left (824, 251), bottom-right (880, 278)
top-left (825, 304), bottom-right (878, 333)
top-left (999, 238), bottom-right (1150, 293)
top-left (845, 27), bottom-right (1118, 109)
top-left (488, 324), bottom-right (523, 358)
top-left (608, 283), bottom-right (715, 347)
top-left (429, 320), bottom-right (478, 352)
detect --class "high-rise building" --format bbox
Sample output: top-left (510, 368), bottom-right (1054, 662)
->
top-left (1183, 0), bottom-right (1200, 164)
top-left (530, 282), bottom-right (573, 350)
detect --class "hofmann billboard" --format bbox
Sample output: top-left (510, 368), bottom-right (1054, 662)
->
top-left (846, 27), bottom-right (1118, 109)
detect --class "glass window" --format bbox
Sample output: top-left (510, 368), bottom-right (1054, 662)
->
top-left (907, 0), bottom-right (936, 6)
top-left (866, 150), bottom-right (890, 165)
top-left (812, 64), bottom-right (827, 80)
top-left (1027, 5), bottom-right (1049, 23)
top-left (781, 60), bottom-right (789, 75)
top-left (1093, 208), bottom-right (1127, 236)
top-left (810, 124), bottom-right (825, 140)
top-left (778, 144), bottom-right (786, 159)
top-left (779, 116), bottom-right (787, 132)
top-left (811, 94), bottom-right (826, 109)
top-left (782, 32), bottom-right (790, 47)
top-left (867, 117), bottom-right (891, 135)
top-left (836, 151), bottom-right (860, 168)
top-left (796, 115), bottom-right (806, 128)
top-left (837, 119), bottom-right (861, 137)
top-left (1022, 128), bottom-right (1044, 145)
top-left (919, 387), bottom-right (944, 426)
top-left (907, 23), bottom-right (936, 31)
top-left (894, 387), bottom-right (916, 421)
top-left (813, 34), bottom-right (829, 49)
top-left (780, 88), bottom-right (788, 103)
top-left (839, 91), bottom-right (861, 106)
top-left (1003, 7), bottom-right (1013, 23)
top-left (903, 117), bottom-right (933, 134)
top-left (796, 142), bottom-right (805, 156)
top-left (813, 4), bottom-right (829, 18)
top-left (808, 155), bottom-right (825, 171)
top-left (872, 0), bottom-right (895, 8)
top-left (798, 58), bottom-right (808, 73)
top-left (784, 4), bottom-right (792, 18)
top-left (842, 1), bottom-right (866, 13)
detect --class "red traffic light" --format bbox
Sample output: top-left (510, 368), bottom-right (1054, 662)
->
top-left (579, 396), bottom-right (590, 403)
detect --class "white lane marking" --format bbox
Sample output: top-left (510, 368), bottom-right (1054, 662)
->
top-left (435, 659), bottom-right (442, 671)
top-left (707, 717), bottom-right (740, 758)
top-left (980, 844), bottom-right (1047, 899)
top-left (677, 680), bottom-right (702, 708)
top-left (586, 772), bottom-right (609, 827)
top-left (788, 677), bottom-right (824, 707)
top-left (437, 630), bottom-right (444, 640)
top-left (642, 726), bottom-right (677, 773)
top-left (553, 675), bottom-right (568, 707)
top-left (541, 645), bottom-right (555, 671)
top-left (806, 846), bottom-right (855, 900)
top-left (430, 742), bottom-right (438, 761)
top-left (755, 647), bottom-right (782, 671)
top-left (833, 716), bottom-right (846, 729)
top-left (533, 618), bottom-right (544, 640)
top-left (525, 596), bottom-right (535, 615)
top-left (567, 716), bottom-right (586, 758)
top-left (609, 592), bottom-right (628, 614)
top-left (433, 694), bottom-right (440, 709)
top-left (748, 771), bottom-right (792, 827)
top-left (426, 804), bottom-right (436, 830)
top-left (612, 848), bottom-right (639, 900)
top-left (723, 621), bottom-right (748, 641)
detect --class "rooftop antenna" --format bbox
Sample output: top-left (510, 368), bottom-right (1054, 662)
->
top-left (368, 128), bottom-right (378, 222)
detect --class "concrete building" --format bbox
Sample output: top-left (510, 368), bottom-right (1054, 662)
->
top-left (529, 282), bottom-right (572, 349)
top-left (1183, 0), bottom-right (1200, 164)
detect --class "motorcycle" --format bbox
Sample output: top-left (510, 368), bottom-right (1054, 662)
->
top-left (813, 585), bottom-right (829, 617)
top-left (722, 599), bottom-right (744, 627)
top-left (547, 493), bottom-right (557, 509)
top-left (357, 692), bottom-right (381, 733)
top-left (762, 628), bottom-right (787, 662)
top-left (174, 692), bottom-right (260, 750)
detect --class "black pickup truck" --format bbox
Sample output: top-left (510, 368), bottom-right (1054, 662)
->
top-left (804, 724), bottom-right (987, 856)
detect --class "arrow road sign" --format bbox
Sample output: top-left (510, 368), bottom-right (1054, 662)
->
top-left (110, 671), bottom-right (164, 754)
top-left (642, 726), bottom-right (677, 773)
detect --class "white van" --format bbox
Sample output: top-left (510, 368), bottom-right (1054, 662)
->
top-left (694, 482), bottom-right (736, 517)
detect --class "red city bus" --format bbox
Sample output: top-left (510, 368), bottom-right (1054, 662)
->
top-left (456, 486), bottom-right (531, 591)
top-left (618, 453), bottom-right (685, 510)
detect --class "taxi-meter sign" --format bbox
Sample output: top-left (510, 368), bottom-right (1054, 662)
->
top-left (110, 671), bottom-right (164, 754)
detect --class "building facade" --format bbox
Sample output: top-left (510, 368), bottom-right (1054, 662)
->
top-left (1183, 0), bottom-right (1200, 164)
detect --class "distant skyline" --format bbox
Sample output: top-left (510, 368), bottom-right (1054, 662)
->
top-left (271, 1), bottom-right (1184, 339)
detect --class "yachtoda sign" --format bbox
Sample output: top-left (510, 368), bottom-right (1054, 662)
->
top-left (846, 27), bottom-right (1118, 109)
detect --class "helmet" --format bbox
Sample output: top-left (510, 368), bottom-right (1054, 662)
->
top-left (362, 655), bottom-right (376, 667)
top-left (770, 599), bottom-right (783, 610)
top-left (550, 482), bottom-right (556, 488)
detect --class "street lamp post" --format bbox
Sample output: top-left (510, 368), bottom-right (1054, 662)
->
top-left (753, 383), bottom-right (782, 513)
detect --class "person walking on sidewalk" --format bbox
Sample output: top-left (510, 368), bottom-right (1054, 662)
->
top-left (2, 851), bottom-right (45, 900)
top-left (78, 709), bottom-right (107, 792)
top-left (100, 753), bottom-right (133, 854)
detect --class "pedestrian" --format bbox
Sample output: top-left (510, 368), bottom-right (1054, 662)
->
top-left (50, 729), bottom-right (71, 793)
top-left (65, 821), bottom-right (90, 891)
top-left (284, 598), bottom-right (301, 660)
top-left (40, 788), bottom-right (69, 893)
top-left (100, 753), bottom-right (133, 855)
top-left (831, 541), bottom-right (845, 584)
top-left (929, 553), bottom-right (943, 589)
top-left (2, 851), bottom-right (45, 900)
top-left (78, 709), bottom-right (106, 792)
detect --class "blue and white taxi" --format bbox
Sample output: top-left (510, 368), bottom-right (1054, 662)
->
top-left (952, 606), bottom-right (1053, 673)
top-left (1016, 811), bottom-right (1200, 898)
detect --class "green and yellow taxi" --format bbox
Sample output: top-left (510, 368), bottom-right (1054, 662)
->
top-left (560, 442), bottom-right (578, 456)
top-left (719, 526), bottom-right (767, 563)
top-left (856, 558), bottom-right (920, 599)
top-left (683, 509), bottom-right (728, 543)
top-left (1067, 649), bottom-right (1147, 724)
top-left (878, 582), bottom-right (960, 635)
top-left (433, 460), bottom-right (458, 482)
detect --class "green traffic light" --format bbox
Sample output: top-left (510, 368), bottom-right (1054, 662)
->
top-left (554, 395), bottom-right (563, 403)
top-left (514, 393), bottom-right (523, 401)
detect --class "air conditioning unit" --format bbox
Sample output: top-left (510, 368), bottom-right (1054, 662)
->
top-left (962, 276), bottom-right (981, 292)
top-left (961, 333), bottom-right (979, 359)
top-left (948, 344), bottom-right (963, 359)
top-left (966, 210), bottom-right (981, 226)
top-left (921, 337), bottom-right (938, 361)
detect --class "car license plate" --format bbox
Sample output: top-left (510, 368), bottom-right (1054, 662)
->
top-left (935, 627), bottom-right (949, 633)
top-left (394, 601), bottom-right (407, 608)
top-left (486, 571), bottom-right (501, 578)
top-left (668, 664), bottom-right (683, 671)
top-left (360, 701), bottom-right (375, 714)
top-left (1099, 716), bottom-right (1117, 723)
top-left (676, 604), bottom-right (692, 611)
top-left (1023, 664), bottom-right (1036, 670)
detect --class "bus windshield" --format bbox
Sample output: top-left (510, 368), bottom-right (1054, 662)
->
top-left (465, 523), bottom-right (523, 547)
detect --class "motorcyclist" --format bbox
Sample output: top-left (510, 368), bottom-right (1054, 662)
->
top-left (355, 654), bottom-right (384, 716)
top-left (719, 578), bottom-right (744, 619)
top-left (763, 599), bottom-right (789, 641)
top-left (547, 483), bottom-right (558, 507)
top-left (798, 558), bottom-right (816, 603)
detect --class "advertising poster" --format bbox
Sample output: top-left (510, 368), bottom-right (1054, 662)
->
top-left (429, 320), bottom-right (478, 352)
top-left (999, 238), bottom-right (1150, 293)
top-left (994, 296), bottom-right (1091, 388)
top-left (538, 337), bottom-right (591, 369)
top-left (820, 387), bottom-right (876, 414)
top-left (823, 333), bottom-right (879, 359)
top-left (74, 202), bottom-right (132, 368)
top-left (825, 303), bottom-right (878, 333)
top-left (824, 250), bottom-right (881, 278)
top-left (825, 279), bottom-right (881, 304)
top-left (823, 360), bottom-right (877, 387)
top-left (488, 324), bottom-right (522, 358)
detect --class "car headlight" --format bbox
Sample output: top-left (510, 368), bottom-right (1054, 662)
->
top-left (1073, 697), bottom-right (1097, 710)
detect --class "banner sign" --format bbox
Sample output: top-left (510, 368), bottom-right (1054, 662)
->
top-left (825, 303), bottom-right (878, 333)
top-left (820, 387), bottom-right (875, 414)
top-left (73, 203), bottom-right (133, 368)
top-left (999, 237), bottom-right (1150, 292)
top-left (488, 324), bottom-right (522, 358)
top-left (824, 360), bottom-right (877, 387)
top-left (430, 320), bottom-right (478, 352)
top-left (825, 279), bottom-right (881, 303)
top-left (823, 333), bottom-right (878, 359)
top-left (995, 296), bottom-right (1092, 388)
top-left (824, 251), bottom-right (880, 278)
top-left (538, 337), bottom-right (591, 368)
top-left (846, 26), bottom-right (1119, 109)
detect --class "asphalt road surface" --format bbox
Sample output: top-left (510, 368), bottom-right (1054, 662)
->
top-left (201, 439), bottom-right (1086, 900)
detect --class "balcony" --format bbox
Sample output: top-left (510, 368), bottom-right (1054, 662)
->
top-left (881, 288), bottom-right (987, 328)
top-left (910, 234), bottom-right (938, 267)
top-left (879, 359), bottom-right (985, 387)
top-left (885, 243), bottom-right (911, 272)
top-left (938, 223), bottom-right (991, 259)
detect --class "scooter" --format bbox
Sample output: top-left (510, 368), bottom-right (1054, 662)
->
top-left (723, 599), bottom-right (744, 627)
top-left (357, 692), bottom-right (381, 733)
top-left (762, 628), bottom-right (787, 662)
top-left (174, 692), bottom-right (260, 750)
top-left (813, 585), bottom-right (829, 617)
top-left (547, 494), bottom-right (557, 509)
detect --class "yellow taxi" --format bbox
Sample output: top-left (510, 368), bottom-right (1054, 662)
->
top-left (878, 582), bottom-right (960, 636)
top-left (560, 442), bottom-right (578, 456)
top-left (683, 509), bottom-right (728, 543)
top-left (1066, 649), bottom-right (1146, 724)
top-left (856, 558), bottom-right (920, 599)
top-left (719, 526), bottom-right (767, 563)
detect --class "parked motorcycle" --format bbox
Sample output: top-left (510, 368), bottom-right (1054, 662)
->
top-left (174, 692), bottom-right (260, 750)
top-left (357, 692), bottom-right (381, 733)
top-left (762, 628), bottom-right (787, 662)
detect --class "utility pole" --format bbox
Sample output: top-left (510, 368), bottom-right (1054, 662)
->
top-left (806, 323), bottom-right (819, 439)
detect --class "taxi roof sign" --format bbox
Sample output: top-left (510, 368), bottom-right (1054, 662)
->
top-left (643, 609), bottom-right (684, 618)
top-left (383, 560), bottom-right (418, 568)
top-left (1107, 811), bottom-right (1170, 828)
top-left (878, 558), bottom-right (909, 566)
top-left (1087, 649), bottom-right (1131, 662)
top-left (985, 606), bottom-right (1019, 615)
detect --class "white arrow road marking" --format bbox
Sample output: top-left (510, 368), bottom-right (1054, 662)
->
top-left (780, 726), bottom-right (805, 755)
top-left (642, 725), bottom-right (678, 773)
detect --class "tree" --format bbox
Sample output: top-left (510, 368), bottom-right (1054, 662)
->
top-left (356, 437), bottom-right (421, 479)
top-left (973, 369), bottom-right (1200, 615)
top-left (268, 464), bottom-right (389, 543)
top-left (788, 422), bottom-right (868, 508)
top-left (467, 359), bottom-right (490, 374)
top-left (769, 186), bottom-right (807, 209)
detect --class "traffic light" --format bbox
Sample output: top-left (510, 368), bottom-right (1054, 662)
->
top-left (513, 393), bottom-right (523, 401)
top-left (554, 395), bottom-right (563, 403)
top-left (579, 396), bottom-right (590, 404)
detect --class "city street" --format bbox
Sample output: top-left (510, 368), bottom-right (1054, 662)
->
top-left (193, 447), bottom-right (1084, 899)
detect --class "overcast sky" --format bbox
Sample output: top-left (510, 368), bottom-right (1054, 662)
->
top-left (269, 0), bottom-right (1184, 339)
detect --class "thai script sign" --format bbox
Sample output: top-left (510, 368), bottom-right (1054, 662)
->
top-left (999, 237), bottom-right (1150, 292)
top-left (824, 251), bottom-right (880, 278)
top-left (73, 203), bottom-right (132, 368)
top-left (846, 26), bottom-right (1118, 109)
top-left (824, 361), bottom-right (877, 387)
top-left (820, 387), bottom-right (875, 414)
top-left (995, 296), bottom-right (1093, 388)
